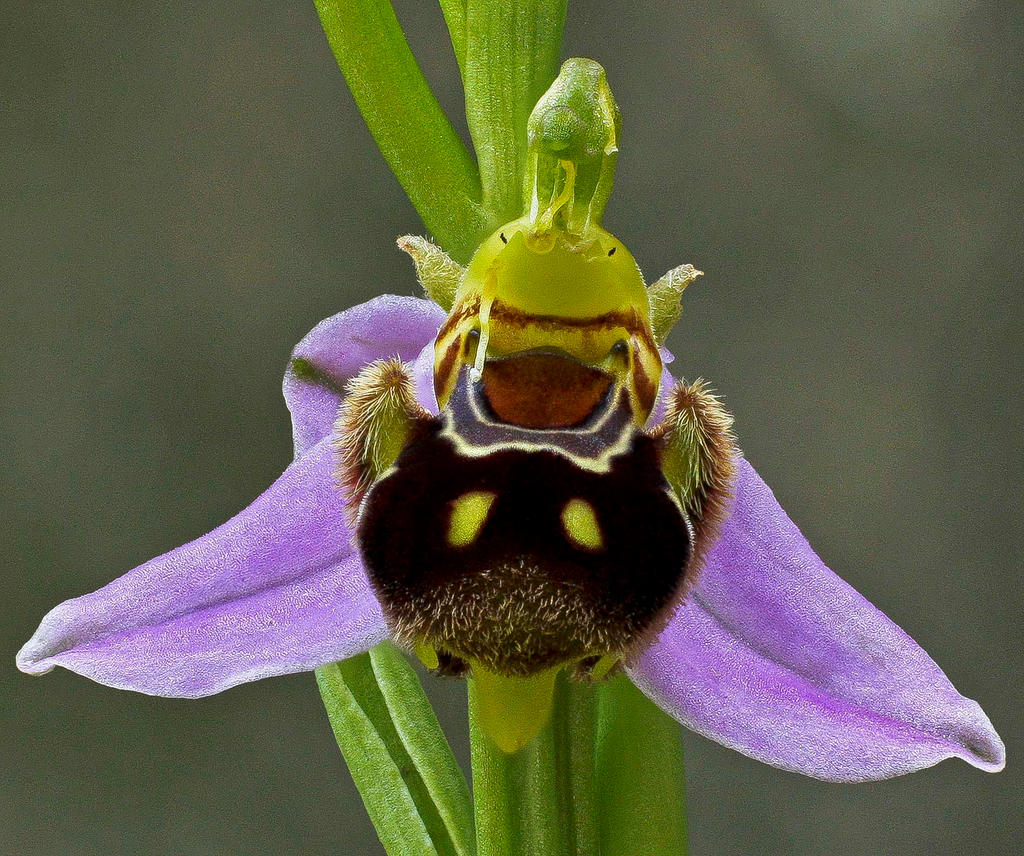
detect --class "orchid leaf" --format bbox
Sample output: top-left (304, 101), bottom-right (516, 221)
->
top-left (438, 0), bottom-right (468, 78)
top-left (315, 0), bottom-right (485, 262)
top-left (370, 643), bottom-right (477, 856)
top-left (317, 648), bottom-right (475, 856)
top-left (596, 676), bottom-right (688, 856)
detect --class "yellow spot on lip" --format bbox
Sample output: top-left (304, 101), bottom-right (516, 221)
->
top-left (447, 491), bottom-right (497, 547)
top-left (561, 498), bottom-right (604, 551)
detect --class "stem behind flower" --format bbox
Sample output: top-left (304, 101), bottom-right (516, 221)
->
top-left (464, 0), bottom-right (568, 228)
top-left (469, 672), bottom-right (598, 856)
top-left (597, 677), bottom-right (688, 856)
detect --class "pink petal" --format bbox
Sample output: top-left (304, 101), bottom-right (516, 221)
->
top-left (284, 295), bottom-right (445, 456)
top-left (629, 458), bottom-right (1005, 781)
top-left (17, 439), bottom-right (386, 696)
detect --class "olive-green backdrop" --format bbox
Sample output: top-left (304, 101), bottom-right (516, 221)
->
top-left (3, 1), bottom-right (1021, 853)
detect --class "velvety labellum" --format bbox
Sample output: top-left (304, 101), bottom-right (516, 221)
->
top-left (358, 364), bottom-right (692, 677)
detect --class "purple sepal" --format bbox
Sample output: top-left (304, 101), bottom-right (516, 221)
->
top-left (284, 295), bottom-right (445, 456)
top-left (18, 295), bottom-right (443, 696)
top-left (629, 458), bottom-right (1006, 781)
top-left (17, 438), bottom-right (387, 697)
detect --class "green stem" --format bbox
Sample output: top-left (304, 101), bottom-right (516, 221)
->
top-left (469, 673), bottom-right (597, 856)
top-left (463, 0), bottom-right (568, 228)
top-left (596, 677), bottom-right (688, 855)
top-left (315, 0), bottom-right (486, 262)
top-left (438, 0), bottom-right (468, 78)
top-left (556, 677), bottom-right (599, 855)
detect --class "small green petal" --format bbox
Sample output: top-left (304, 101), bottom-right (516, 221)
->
top-left (471, 664), bottom-right (560, 754)
top-left (648, 264), bottom-right (703, 346)
top-left (398, 235), bottom-right (465, 312)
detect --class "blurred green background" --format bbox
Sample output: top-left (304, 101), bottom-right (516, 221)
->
top-left (3, 1), bottom-right (1021, 853)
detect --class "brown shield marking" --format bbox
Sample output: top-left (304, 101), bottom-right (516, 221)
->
top-left (481, 353), bottom-right (613, 429)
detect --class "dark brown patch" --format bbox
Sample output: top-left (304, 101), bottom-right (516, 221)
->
top-left (481, 353), bottom-right (613, 429)
top-left (358, 421), bottom-right (691, 676)
top-left (435, 297), bottom-right (480, 341)
top-left (630, 342), bottom-right (657, 415)
top-left (434, 336), bottom-right (462, 401)
top-left (433, 650), bottom-right (470, 677)
top-left (435, 299), bottom-right (659, 360)
top-left (570, 655), bottom-right (623, 682)
top-left (487, 301), bottom-right (659, 354)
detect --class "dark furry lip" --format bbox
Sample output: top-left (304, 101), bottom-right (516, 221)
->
top-left (477, 350), bottom-right (614, 429)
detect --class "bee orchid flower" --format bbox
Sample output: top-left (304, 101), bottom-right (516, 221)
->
top-left (17, 57), bottom-right (1004, 788)
top-left (17, 289), bottom-right (1004, 783)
